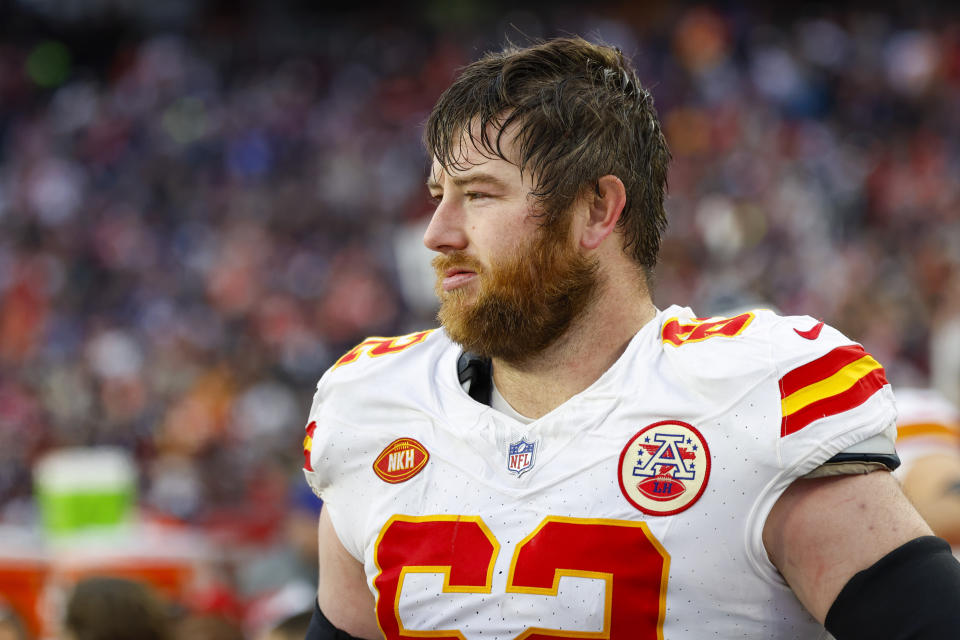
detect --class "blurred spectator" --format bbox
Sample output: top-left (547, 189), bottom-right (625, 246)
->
top-left (239, 485), bottom-right (322, 634)
top-left (0, 601), bottom-right (29, 640)
top-left (63, 576), bottom-right (171, 640)
top-left (171, 614), bottom-right (244, 640)
top-left (238, 484), bottom-right (321, 596)
top-left (256, 609), bottom-right (311, 640)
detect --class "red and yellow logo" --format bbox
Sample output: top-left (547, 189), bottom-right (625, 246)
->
top-left (373, 438), bottom-right (429, 484)
top-left (334, 330), bottom-right (432, 369)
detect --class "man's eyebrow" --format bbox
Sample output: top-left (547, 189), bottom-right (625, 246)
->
top-left (451, 172), bottom-right (508, 188)
top-left (426, 172), bottom-right (508, 191)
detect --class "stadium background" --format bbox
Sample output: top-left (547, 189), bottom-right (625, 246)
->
top-left (1, 0), bottom-right (959, 637)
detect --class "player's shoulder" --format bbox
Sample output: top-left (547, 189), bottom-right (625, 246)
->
top-left (658, 305), bottom-right (859, 363)
top-left (314, 328), bottom-right (449, 399)
top-left (319, 329), bottom-right (450, 387)
top-left (655, 305), bottom-right (886, 398)
top-left (316, 327), bottom-right (461, 418)
top-left (302, 328), bottom-right (450, 488)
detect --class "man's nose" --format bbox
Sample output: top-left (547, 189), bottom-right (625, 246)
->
top-left (423, 197), bottom-right (468, 254)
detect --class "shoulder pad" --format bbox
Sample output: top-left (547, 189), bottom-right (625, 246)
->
top-left (659, 308), bottom-right (890, 436)
top-left (310, 327), bottom-right (444, 419)
top-left (328, 329), bottom-right (436, 375)
top-left (657, 308), bottom-right (779, 400)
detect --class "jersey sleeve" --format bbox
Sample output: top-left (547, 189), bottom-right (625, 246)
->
top-left (771, 315), bottom-right (896, 475)
top-left (658, 308), bottom-right (897, 583)
top-left (742, 312), bottom-right (897, 584)
top-left (657, 307), bottom-right (896, 473)
top-left (301, 378), bottom-right (381, 561)
top-left (299, 329), bottom-right (438, 561)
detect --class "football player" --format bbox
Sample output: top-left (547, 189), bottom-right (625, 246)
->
top-left (302, 37), bottom-right (960, 639)
top-left (893, 387), bottom-right (960, 546)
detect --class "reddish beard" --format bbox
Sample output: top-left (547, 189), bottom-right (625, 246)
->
top-left (432, 223), bottom-right (599, 365)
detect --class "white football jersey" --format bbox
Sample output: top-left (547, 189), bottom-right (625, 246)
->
top-left (303, 305), bottom-right (895, 640)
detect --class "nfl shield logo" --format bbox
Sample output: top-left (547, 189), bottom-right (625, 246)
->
top-left (507, 438), bottom-right (537, 476)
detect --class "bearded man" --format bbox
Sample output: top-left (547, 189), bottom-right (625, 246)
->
top-left (302, 37), bottom-right (960, 639)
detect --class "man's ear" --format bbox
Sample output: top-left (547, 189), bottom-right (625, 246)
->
top-left (579, 175), bottom-right (626, 250)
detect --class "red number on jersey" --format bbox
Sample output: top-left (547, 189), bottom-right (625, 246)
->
top-left (333, 330), bottom-right (433, 369)
top-left (373, 516), bottom-right (499, 640)
top-left (661, 313), bottom-right (754, 347)
top-left (373, 516), bottom-right (670, 640)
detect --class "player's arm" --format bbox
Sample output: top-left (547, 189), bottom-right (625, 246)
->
top-left (901, 452), bottom-right (960, 546)
top-left (892, 388), bottom-right (960, 545)
top-left (309, 506), bottom-right (382, 640)
top-left (763, 469), bottom-right (960, 638)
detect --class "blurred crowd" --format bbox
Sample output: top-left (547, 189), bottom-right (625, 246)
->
top-left (1, 0), bottom-right (959, 636)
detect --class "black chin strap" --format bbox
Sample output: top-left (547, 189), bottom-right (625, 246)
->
top-left (457, 352), bottom-right (493, 405)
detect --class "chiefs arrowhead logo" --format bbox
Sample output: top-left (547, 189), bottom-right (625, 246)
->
top-left (373, 438), bottom-right (429, 484)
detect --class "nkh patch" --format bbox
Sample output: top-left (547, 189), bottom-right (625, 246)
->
top-left (618, 420), bottom-right (711, 516)
top-left (373, 438), bottom-right (429, 484)
top-left (507, 438), bottom-right (537, 476)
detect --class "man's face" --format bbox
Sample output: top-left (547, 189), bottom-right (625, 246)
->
top-left (424, 132), bottom-right (598, 364)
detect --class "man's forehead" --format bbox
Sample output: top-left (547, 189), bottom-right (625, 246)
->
top-left (430, 118), bottom-right (523, 176)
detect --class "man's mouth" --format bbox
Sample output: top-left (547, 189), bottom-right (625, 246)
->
top-left (440, 268), bottom-right (478, 292)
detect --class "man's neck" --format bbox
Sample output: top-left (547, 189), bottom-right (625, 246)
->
top-left (490, 281), bottom-right (656, 420)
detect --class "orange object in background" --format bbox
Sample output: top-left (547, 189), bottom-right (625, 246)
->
top-left (0, 553), bottom-right (198, 639)
top-left (0, 522), bottom-right (206, 639)
top-left (0, 558), bottom-right (49, 639)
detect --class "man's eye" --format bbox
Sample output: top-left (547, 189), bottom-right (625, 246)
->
top-left (465, 192), bottom-right (489, 200)
top-left (429, 193), bottom-right (443, 204)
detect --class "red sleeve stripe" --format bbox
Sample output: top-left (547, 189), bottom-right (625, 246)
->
top-left (780, 368), bottom-right (888, 437)
top-left (779, 345), bottom-right (869, 398)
